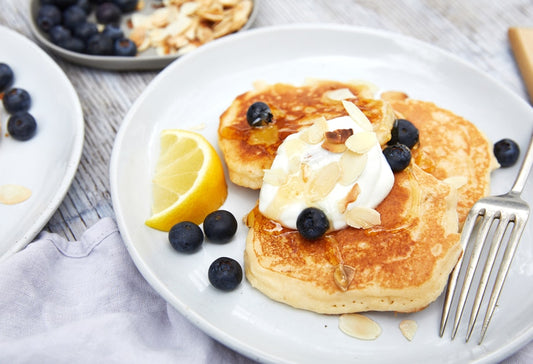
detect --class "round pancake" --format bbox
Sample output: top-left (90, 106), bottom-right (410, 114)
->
top-left (244, 163), bottom-right (461, 314)
top-left (218, 79), bottom-right (395, 189)
top-left (382, 92), bottom-right (499, 223)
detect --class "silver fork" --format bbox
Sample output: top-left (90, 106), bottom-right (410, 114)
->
top-left (440, 131), bottom-right (533, 344)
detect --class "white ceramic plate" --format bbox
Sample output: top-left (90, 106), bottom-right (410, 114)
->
top-left (0, 25), bottom-right (84, 261)
top-left (110, 24), bottom-right (533, 363)
top-left (28, 0), bottom-right (259, 71)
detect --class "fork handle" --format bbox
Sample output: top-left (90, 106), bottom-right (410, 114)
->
top-left (511, 131), bottom-right (533, 194)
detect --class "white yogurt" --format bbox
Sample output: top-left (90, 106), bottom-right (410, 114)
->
top-left (259, 115), bottom-right (394, 231)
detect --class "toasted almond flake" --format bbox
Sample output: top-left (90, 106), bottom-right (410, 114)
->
top-left (263, 168), bottom-right (288, 186)
top-left (339, 314), bottom-right (381, 340)
top-left (443, 175), bottom-right (468, 189)
top-left (0, 184), bottom-right (32, 205)
top-left (338, 183), bottom-right (361, 213)
top-left (346, 206), bottom-right (381, 229)
top-left (300, 117), bottom-right (327, 144)
top-left (339, 151), bottom-right (367, 185)
top-left (342, 100), bottom-right (373, 131)
top-left (399, 320), bottom-right (418, 341)
top-left (345, 131), bottom-right (378, 154)
top-left (283, 137), bottom-right (306, 159)
top-left (305, 162), bottom-right (340, 202)
top-left (333, 264), bottom-right (356, 291)
top-left (324, 88), bottom-right (356, 101)
top-left (321, 141), bottom-right (347, 153)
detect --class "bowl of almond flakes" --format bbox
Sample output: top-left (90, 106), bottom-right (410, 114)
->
top-left (29, 0), bottom-right (258, 71)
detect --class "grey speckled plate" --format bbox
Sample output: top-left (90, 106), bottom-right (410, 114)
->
top-left (28, 0), bottom-right (259, 71)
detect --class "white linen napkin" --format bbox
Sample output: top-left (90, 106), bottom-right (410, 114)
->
top-left (0, 218), bottom-right (530, 363)
top-left (0, 218), bottom-right (256, 364)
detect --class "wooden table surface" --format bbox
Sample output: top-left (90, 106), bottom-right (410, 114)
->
top-left (2, 0), bottom-right (533, 362)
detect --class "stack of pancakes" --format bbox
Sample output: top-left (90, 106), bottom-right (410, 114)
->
top-left (218, 79), bottom-right (497, 313)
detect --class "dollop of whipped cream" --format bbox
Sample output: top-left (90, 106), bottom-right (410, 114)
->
top-left (258, 113), bottom-right (394, 231)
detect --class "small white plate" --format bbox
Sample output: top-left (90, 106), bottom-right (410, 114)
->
top-left (28, 0), bottom-right (259, 71)
top-left (0, 25), bottom-right (84, 261)
top-left (110, 24), bottom-right (533, 363)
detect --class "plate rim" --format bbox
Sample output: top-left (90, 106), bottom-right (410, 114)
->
top-left (110, 23), bottom-right (533, 363)
top-left (0, 25), bottom-right (85, 262)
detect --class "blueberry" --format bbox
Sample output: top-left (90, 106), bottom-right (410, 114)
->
top-left (86, 33), bottom-right (114, 55)
top-left (168, 221), bottom-right (204, 253)
top-left (203, 210), bottom-right (238, 244)
top-left (53, 0), bottom-right (78, 9)
top-left (246, 101), bottom-right (273, 127)
top-left (494, 138), bottom-right (520, 167)
top-left (383, 143), bottom-right (411, 172)
top-left (59, 36), bottom-right (86, 52)
top-left (7, 112), bottom-right (37, 141)
top-left (102, 24), bottom-right (124, 40)
top-left (388, 118), bottom-right (419, 149)
top-left (73, 21), bottom-right (98, 41)
top-left (114, 38), bottom-right (137, 56)
top-left (95, 3), bottom-right (122, 25)
top-left (3, 88), bottom-right (31, 114)
top-left (37, 4), bottom-right (62, 33)
top-left (48, 25), bottom-right (72, 44)
top-left (62, 5), bottom-right (87, 30)
top-left (76, 0), bottom-right (92, 13)
top-left (296, 207), bottom-right (329, 240)
top-left (111, 0), bottom-right (138, 13)
top-left (0, 63), bottom-right (14, 93)
top-left (208, 257), bottom-right (243, 291)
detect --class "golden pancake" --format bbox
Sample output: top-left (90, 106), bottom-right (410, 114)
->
top-left (218, 79), bottom-right (395, 189)
top-left (382, 92), bottom-right (499, 223)
top-left (244, 163), bottom-right (461, 314)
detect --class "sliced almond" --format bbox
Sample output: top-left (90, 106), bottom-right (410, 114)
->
top-left (322, 128), bottom-right (353, 153)
top-left (342, 100), bottom-right (373, 131)
top-left (339, 314), bottom-right (382, 340)
top-left (333, 264), bottom-right (356, 291)
top-left (399, 319), bottom-right (418, 341)
top-left (0, 184), bottom-right (32, 205)
top-left (321, 142), bottom-right (347, 153)
top-left (263, 168), bottom-right (287, 186)
top-left (305, 162), bottom-right (340, 202)
top-left (338, 183), bottom-right (360, 213)
top-left (300, 116), bottom-right (327, 144)
top-left (283, 137), bottom-right (306, 159)
top-left (346, 206), bottom-right (381, 229)
top-left (339, 151), bottom-right (367, 185)
top-left (323, 88), bottom-right (356, 101)
top-left (345, 131), bottom-right (378, 154)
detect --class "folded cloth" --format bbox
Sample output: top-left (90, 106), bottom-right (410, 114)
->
top-left (0, 218), bottom-right (256, 364)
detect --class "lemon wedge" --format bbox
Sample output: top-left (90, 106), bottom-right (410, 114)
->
top-left (145, 129), bottom-right (228, 231)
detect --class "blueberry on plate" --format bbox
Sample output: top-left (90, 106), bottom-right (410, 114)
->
top-left (7, 112), bottom-right (37, 141)
top-left (62, 5), bottom-right (87, 30)
top-left (494, 138), bottom-right (520, 167)
top-left (0, 63), bottom-right (14, 93)
top-left (168, 221), bottom-right (204, 253)
top-left (95, 3), bottom-right (122, 25)
top-left (73, 21), bottom-right (98, 41)
top-left (388, 118), bottom-right (419, 149)
top-left (111, 0), bottom-right (138, 13)
top-left (102, 24), bottom-right (124, 40)
top-left (208, 257), bottom-right (243, 291)
top-left (203, 210), bottom-right (238, 244)
top-left (383, 143), bottom-right (411, 172)
top-left (48, 25), bottom-right (72, 45)
top-left (86, 33), bottom-right (114, 55)
top-left (59, 36), bottom-right (86, 53)
top-left (114, 38), bottom-right (137, 56)
top-left (3, 88), bottom-right (31, 114)
top-left (246, 101), bottom-right (273, 127)
top-left (296, 207), bottom-right (329, 240)
top-left (37, 4), bottom-right (62, 33)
